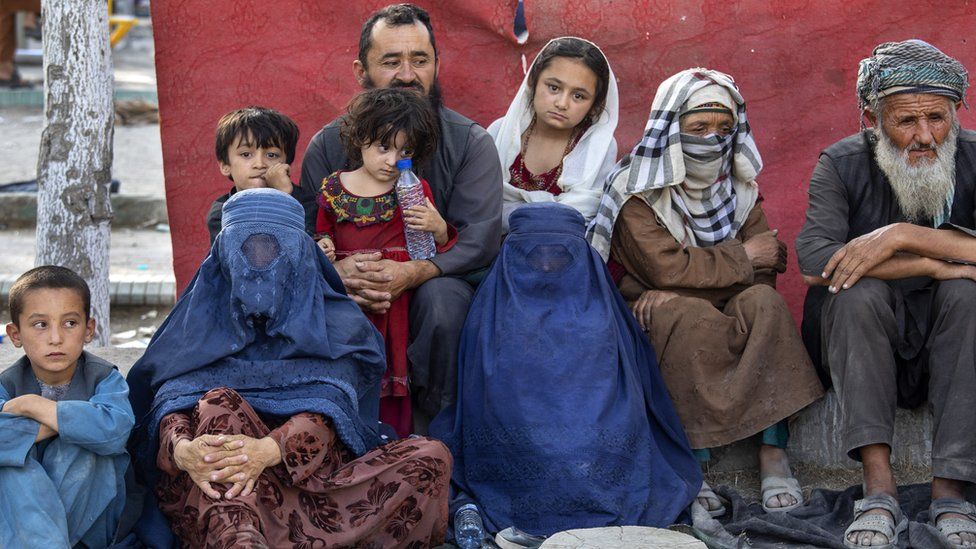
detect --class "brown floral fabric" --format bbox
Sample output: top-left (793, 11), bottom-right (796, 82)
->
top-left (156, 387), bottom-right (451, 548)
top-left (611, 197), bottom-right (824, 448)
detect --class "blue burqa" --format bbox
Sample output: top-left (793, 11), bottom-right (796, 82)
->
top-left (124, 188), bottom-right (387, 547)
top-left (429, 203), bottom-right (702, 536)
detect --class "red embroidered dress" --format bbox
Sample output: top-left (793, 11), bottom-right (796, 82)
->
top-left (507, 120), bottom-right (590, 196)
top-left (316, 171), bottom-right (456, 437)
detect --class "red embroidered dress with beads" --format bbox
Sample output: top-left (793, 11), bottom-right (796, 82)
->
top-left (316, 171), bottom-right (456, 437)
top-left (507, 119), bottom-right (590, 196)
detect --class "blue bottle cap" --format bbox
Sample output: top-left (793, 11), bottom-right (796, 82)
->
top-left (396, 158), bottom-right (413, 170)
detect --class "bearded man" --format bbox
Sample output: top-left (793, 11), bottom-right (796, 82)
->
top-left (797, 40), bottom-right (976, 549)
top-left (296, 4), bottom-right (502, 431)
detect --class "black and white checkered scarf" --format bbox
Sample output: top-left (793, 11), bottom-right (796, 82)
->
top-left (587, 68), bottom-right (762, 258)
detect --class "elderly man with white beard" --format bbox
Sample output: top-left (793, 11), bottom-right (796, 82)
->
top-left (797, 40), bottom-right (976, 549)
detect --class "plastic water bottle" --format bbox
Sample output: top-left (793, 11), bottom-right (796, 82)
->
top-left (454, 503), bottom-right (485, 549)
top-left (395, 158), bottom-right (437, 260)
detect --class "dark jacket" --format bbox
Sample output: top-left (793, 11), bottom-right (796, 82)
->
top-left (795, 128), bottom-right (976, 398)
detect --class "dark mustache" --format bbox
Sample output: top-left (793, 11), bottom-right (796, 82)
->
top-left (390, 80), bottom-right (424, 91)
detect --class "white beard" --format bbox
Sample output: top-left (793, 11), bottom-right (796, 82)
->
top-left (873, 122), bottom-right (958, 223)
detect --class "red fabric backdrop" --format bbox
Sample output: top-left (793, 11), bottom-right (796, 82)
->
top-left (153, 0), bottom-right (976, 319)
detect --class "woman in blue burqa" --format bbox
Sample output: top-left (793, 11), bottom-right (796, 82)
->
top-left (430, 202), bottom-right (701, 538)
top-left (125, 188), bottom-right (452, 548)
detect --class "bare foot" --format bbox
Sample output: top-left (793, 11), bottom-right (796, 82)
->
top-left (758, 445), bottom-right (798, 509)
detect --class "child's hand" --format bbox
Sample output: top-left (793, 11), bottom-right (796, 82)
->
top-left (264, 163), bottom-right (293, 194)
top-left (2, 394), bottom-right (59, 436)
top-left (317, 236), bottom-right (336, 261)
top-left (2, 394), bottom-right (45, 417)
top-left (1, 394), bottom-right (31, 415)
top-left (403, 198), bottom-right (448, 245)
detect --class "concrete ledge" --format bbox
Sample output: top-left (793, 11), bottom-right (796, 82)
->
top-left (708, 389), bottom-right (932, 471)
top-left (789, 389), bottom-right (931, 468)
top-left (0, 89), bottom-right (157, 109)
top-left (0, 273), bottom-right (175, 306)
top-left (0, 193), bottom-right (168, 228)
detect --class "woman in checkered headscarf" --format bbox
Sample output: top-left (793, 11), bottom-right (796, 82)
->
top-left (601, 68), bottom-right (824, 517)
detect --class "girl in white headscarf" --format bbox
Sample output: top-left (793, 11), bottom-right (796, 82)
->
top-left (604, 68), bottom-right (824, 518)
top-left (487, 37), bottom-right (618, 230)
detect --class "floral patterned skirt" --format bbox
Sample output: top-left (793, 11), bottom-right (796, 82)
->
top-left (155, 387), bottom-right (451, 548)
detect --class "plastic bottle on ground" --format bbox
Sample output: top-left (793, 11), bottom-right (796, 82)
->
top-left (394, 158), bottom-right (436, 260)
top-left (454, 503), bottom-right (486, 549)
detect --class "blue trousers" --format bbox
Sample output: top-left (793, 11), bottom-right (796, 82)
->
top-left (0, 437), bottom-right (127, 548)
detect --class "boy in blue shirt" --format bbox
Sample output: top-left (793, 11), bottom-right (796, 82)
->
top-left (0, 266), bottom-right (134, 548)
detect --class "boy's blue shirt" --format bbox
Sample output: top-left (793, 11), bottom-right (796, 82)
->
top-left (0, 351), bottom-right (134, 465)
top-left (0, 351), bottom-right (135, 548)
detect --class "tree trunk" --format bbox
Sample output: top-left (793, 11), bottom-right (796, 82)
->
top-left (35, 1), bottom-right (114, 346)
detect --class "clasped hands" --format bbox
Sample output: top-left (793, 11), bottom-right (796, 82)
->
top-left (173, 434), bottom-right (281, 500)
top-left (333, 252), bottom-right (421, 313)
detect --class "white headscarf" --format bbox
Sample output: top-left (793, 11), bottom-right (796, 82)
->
top-left (587, 68), bottom-right (761, 258)
top-left (487, 37), bottom-right (619, 229)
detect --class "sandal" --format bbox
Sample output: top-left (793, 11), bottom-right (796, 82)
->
top-left (0, 70), bottom-right (30, 89)
top-left (696, 480), bottom-right (727, 518)
top-left (843, 492), bottom-right (907, 549)
top-left (930, 498), bottom-right (976, 548)
top-left (761, 475), bottom-right (803, 513)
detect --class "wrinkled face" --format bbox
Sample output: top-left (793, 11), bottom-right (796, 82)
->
top-left (220, 133), bottom-right (288, 191)
top-left (6, 288), bottom-right (95, 385)
top-left (871, 93), bottom-right (957, 166)
top-left (679, 110), bottom-right (734, 137)
top-left (355, 20), bottom-right (437, 95)
top-left (360, 131), bottom-right (413, 184)
top-left (531, 56), bottom-right (598, 133)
